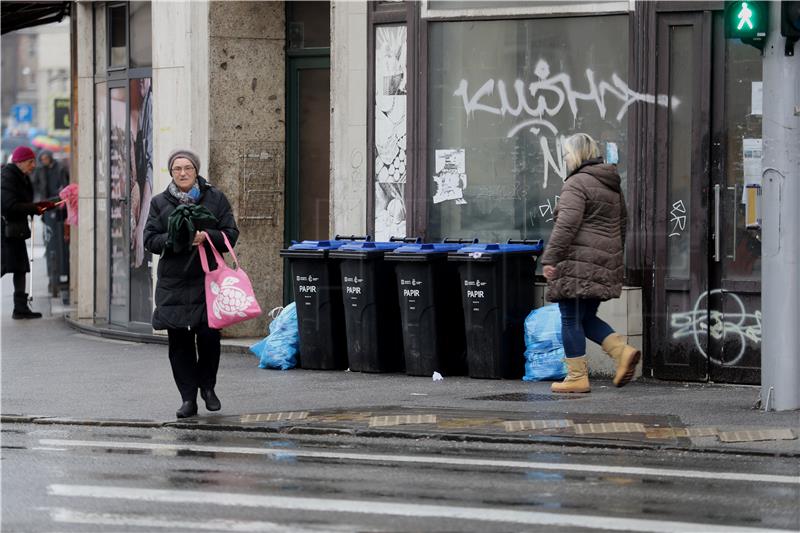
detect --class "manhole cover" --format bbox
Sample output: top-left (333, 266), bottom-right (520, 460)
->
top-left (468, 393), bottom-right (585, 402)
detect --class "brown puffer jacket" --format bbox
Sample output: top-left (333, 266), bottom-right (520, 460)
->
top-left (540, 159), bottom-right (627, 302)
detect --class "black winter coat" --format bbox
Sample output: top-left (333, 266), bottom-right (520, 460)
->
top-left (1, 163), bottom-right (39, 275)
top-left (144, 177), bottom-right (239, 330)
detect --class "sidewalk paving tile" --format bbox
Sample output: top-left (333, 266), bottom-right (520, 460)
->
top-left (573, 422), bottom-right (647, 434)
top-left (369, 414), bottom-right (438, 427)
top-left (504, 419), bottom-right (575, 432)
top-left (717, 429), bottom-right (797, 443)
top-left (240, 412), bottom-right (308, 423)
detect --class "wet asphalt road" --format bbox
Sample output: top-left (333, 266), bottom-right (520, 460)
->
top-left (1, 424), bottom-right (798, 532)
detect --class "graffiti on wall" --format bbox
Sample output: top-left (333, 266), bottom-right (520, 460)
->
top-left (670, 289), bottom-right (761, 366)
top-left (669, 200), bottom-right (687, 238)
top-left (454, 59), bottom-right (677, 188)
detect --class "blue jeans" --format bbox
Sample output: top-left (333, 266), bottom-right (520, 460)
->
top-left (558, 299), bottom-right (615, 358)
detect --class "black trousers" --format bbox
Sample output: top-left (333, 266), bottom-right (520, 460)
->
top-left (167, 324), bottom-right (221, 401)
top-left (12, 272), bottom-right (27, 310)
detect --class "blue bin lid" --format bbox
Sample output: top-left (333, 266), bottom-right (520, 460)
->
top-left (286, 239), bottom-right (349, 251)
top-left (452, 241), bottom-right (544, 255)
top-left (336, 241), bottom-right (403, 252)
top-left (392, 242), bottom-right (469, 255)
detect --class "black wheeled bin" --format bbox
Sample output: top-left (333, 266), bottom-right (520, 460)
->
top-left (279, 239), bottom-right (351, 370)
top-left (329, 239), bottom-right (405, 373)
top-left (384, 240), bottom-right (476, 376)
top-left (448, 240), bottom-right (544, 379)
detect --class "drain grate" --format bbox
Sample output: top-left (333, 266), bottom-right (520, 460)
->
top-left (468, 393), bottom-right (585, 402)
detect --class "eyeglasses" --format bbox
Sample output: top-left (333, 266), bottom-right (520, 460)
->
top-left (171, 166), bottom-right (196, 174)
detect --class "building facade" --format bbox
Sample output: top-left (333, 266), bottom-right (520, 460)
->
top-left (72, 1), bottom-right (766, 384)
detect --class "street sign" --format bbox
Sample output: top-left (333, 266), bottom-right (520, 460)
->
top-left (11, 103), bottom-right (33, 123)
top-left (53, 98), bottom-right (70, 130)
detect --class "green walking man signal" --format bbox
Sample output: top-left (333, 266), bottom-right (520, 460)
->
top-left (737, 2), bottom-right (754, 29)
top-left (725, 0), bottom-right (769, 50)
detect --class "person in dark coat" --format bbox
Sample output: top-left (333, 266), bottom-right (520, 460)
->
top-left (31, 150), bottom-right (69, 202)
top-left (1, 146), bottom-right (55, 319)
top-left (144, 148), bottom-right (239, 419)
top-left (540, 133), bottom-right (640, 394)
top-left (32, 150), bottom-right (70, 296)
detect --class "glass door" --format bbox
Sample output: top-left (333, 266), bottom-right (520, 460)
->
top-left (652, 13), bottom-right (712, 381)
top-left (707, 20), bottom-right (762, 384)
top-left (652, 12), bottom-right (762, 384)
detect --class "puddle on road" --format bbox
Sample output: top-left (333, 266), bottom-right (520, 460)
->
top-left (468, 393), bottom-right (586, 402)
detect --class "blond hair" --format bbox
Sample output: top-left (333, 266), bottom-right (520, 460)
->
top-left (563, 133), bottom-right (600, 174)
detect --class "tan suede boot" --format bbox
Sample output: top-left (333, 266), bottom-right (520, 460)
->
top-left (601, 333), bottom-right (641, 387)
top-left (551, 356), bottom-right (591, 393)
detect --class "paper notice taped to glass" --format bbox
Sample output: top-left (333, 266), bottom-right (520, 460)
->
top-left (433, 149), bottom-right (467, 205)
top-left (741, 138), bottom-right (762, 203)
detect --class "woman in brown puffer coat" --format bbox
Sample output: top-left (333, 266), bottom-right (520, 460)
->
top-left (540, 133), bottom-right (640, 393)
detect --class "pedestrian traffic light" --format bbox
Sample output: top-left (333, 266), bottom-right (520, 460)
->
top-left (782, 1), bottom-right (800, 55)
top-left (725, 1), bottom-right (769, 50)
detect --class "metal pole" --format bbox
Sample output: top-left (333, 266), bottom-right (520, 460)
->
top-left (761, 1), bottom-right (800, 411)
top-left (28, 215), bottom-right (35, 304)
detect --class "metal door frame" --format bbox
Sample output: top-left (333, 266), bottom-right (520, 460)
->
top-left (650, 11), bottom-right (712, 381)
top-left (284, 50), bottom-right (330, 303)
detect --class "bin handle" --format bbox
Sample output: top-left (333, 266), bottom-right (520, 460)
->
top-left (334, 234), bottom-right (372, 241)
top-left (442, 237), bottom-right (479, 244)
top-left (507, 238), bottom-right (544, 246)
top-left (389, 236), bottom-right (422, 243)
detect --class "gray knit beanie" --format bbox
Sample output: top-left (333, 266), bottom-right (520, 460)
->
top-left (167, 148), bottom-right (201, 176)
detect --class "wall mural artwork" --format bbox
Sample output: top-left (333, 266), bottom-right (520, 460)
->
top-left (670, 289), bottom-right (762, 366)
top-left (374, 24), bottom-right (407, 241)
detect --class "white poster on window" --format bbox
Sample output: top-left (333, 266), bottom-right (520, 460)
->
top-left (433, 149), bottom-right (467, 205)
top-left (742, 137), bottom-right (762, 203)
top-left (750, 82), bottom-right (763, 116)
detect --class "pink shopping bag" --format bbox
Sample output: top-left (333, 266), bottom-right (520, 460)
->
top-left (197, 231), bottom-right (262, 329)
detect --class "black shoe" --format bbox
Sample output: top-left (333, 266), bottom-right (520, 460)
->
top-left (200, 389), bottom-right (221, 411)
top-left (176, 400), bottom-right (198, 418)
top-left (12, 308), bottom-right (42, 319)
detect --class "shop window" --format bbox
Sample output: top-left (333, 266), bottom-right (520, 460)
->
top-left (94, 3), bottom-right (107, 76)
top-left (287, 1), bottom-right (330, 49)
top-left (426, 15), bottom-right (635, 245)
top-left (722, 40), bottom-right (762, 282)
top-left (108, 4), bottom-right (127, 68)
top-left (129, 1), bottom-right (152, 68)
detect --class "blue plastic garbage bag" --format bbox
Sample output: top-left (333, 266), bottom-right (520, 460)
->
top-left (523, 303), bottom-right (567, 381)
top-left (249, 302), bottom-right (298, 370)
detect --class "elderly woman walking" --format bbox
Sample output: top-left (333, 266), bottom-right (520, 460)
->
top-left (540, 133), bottom-right (640, 393)
top-left (144, 148), bottom-right (239, 418)
top-left (1, 146), bottom-right (56, 319)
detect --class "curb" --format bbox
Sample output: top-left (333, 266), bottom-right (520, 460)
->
top-left (4, 414), bottom-right (798, 459)
top-left (63, 314), bottom-right (254, 355)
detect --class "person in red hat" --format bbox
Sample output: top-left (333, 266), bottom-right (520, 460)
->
top-left (1, 146), bottom-right (57, 319)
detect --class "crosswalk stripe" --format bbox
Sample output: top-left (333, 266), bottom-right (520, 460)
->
top-left (38, 438), bottom-right (800, 485)
top-left (44, 507), bottom-right (352, 532)
top-left (46, 484), bottom-right (795, 533)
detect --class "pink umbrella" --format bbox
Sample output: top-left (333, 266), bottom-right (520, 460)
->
top-left (59, 183), bottom-right (79, 226)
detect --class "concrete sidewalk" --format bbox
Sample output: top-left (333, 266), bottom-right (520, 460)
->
top-left (2, 247), bottom-right (798, 457)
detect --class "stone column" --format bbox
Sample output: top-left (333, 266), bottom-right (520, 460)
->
top-left (207, 1), bottom-right (286, 336)
top-left (74, 1), bottom-right (94, 320)
top-left (331, 0), bottom-right (368, 237)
